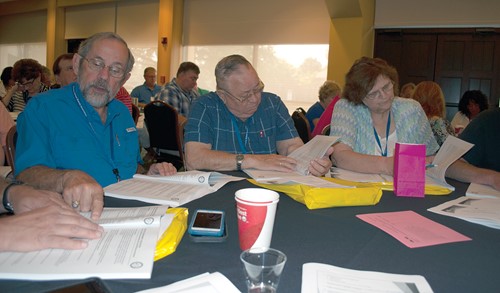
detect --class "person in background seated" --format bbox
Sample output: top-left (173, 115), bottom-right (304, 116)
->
top-left (52, 53), bottom-right (77, 88)
top-left (329, 57), bottom-right (439, 175)
top-left (0, 178), bottom-right (103, 252)
top-left (115, 86), bottom-right (133, 115)
top-left (310, 81), bottom-right (343, 138)
top-left (450, 90), bottom-right (488, 134)
top-left (184, 54), bottom-right (332, 176)
top-left (130, 67), bottom-right (161, 105)
top-left (306, 80), bottom-right (342, 133)
top-left (0, 102), bottom-right (15, 166)
top-left (458, 107), bottom-right (500, 172)
top-left (399, 82), bottom-right (416, 99)
top-left (411, 81), bottom-right (455, 146)
top-left (155, 61), bottom-right (200, 124)
top-left (0, 66), bottom-right (15, 101)
top-left (15, 32), bottom-right (176, 220)
top-left (41, 65), bottom-right (54, 88)
top-left (8, 58), bottom-right (49, 112)
top-left (445, 108), bottom-right (500, 190)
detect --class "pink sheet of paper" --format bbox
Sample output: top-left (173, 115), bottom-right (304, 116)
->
top-left (356, 210), bottom-right (471, 248)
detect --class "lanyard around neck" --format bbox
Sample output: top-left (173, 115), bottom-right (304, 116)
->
top-left (373, 112), bottom-right (391, 157)
top-left (72, 85), bottom-right (121, 181)
top-left (230, 114), bottom-right (248, 154)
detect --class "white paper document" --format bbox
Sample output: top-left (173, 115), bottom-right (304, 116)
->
top-left (136, 272), bottom-right (240, 293)
top-left (0, 206), bottom-right (173, 280)
top-left (104, 170), bottom-right (245, 206)
top-left (243, 135), bottom-right (347, 188)
top-left (428, 196), bottom-right (500, 229)
top-left (288, 135), bottom-right (340, 175)
top-left (244, 169), bottom-right (350, 188)
top-left (466, 183), bottom-right (500, 198)
top-left (302, 263), bottom-right (434, 293)
top-left (426, 136), bottom-right (474, 188)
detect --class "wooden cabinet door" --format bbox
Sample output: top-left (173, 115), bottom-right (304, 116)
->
top-left (435, 33), bottom-right (499, 120)
top-left (375, 32), bottom-right (436, 93)
top-left (376, 29), bottom-right (500, 122)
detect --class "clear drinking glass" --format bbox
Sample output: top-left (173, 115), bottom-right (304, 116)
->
top-left (240, 247), bottom-right (287, 293)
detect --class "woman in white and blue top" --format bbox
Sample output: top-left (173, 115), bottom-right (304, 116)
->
top-left (329, 57), bottom-right (439, 176)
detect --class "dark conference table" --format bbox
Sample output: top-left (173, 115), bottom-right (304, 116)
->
top-left (3, 175), bottom-right (500, 292)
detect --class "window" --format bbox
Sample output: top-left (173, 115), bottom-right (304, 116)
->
top-left (125, 47), bottom-right (158, 94)
top-left (0, 43), bottom-right (46, 75)
top-left (185, 44), bottom-right (329, 113)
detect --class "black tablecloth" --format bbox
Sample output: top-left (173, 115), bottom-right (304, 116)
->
top-left (3, 176), bottom-right (500, 293)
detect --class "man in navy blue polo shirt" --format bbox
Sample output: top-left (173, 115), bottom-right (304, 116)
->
top-left (184, 54), bottom-right (332, 176)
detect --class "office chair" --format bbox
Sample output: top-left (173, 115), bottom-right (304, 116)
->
top-left (143, 101), bottom-right (184, 170)
top-left (291, 108), bottom-right (311, 144)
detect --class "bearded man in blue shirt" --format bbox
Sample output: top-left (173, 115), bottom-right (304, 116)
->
top-left (15, 32), bottom-right (176, 220)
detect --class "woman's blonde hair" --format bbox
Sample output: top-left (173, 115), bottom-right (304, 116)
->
top-left (318, 80), bottom-right (341, 102)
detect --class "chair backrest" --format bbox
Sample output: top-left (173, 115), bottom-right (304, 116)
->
top-left (131, 104), bottom-right (140, 125)
top-left (143, 101), bottom-right (184, 169)
top-left (291, 108), bottom-right (311, 144)
top-left (5, 125), bottom-right (17, 174)
top-left (321, 124), bottom-right (331, 136)
top-left (295, 107), bottom-right (307, 116)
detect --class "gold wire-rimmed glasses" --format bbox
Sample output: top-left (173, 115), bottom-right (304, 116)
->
top-left (365, 81), bottom-right (394, 101)
top-left (81, 55), bottom-right (126, 78)
top-left (219, 80), bottom-right (265, 103)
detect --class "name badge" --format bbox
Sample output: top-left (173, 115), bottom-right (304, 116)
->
top-left (126, 127), bottom-right (136, 133)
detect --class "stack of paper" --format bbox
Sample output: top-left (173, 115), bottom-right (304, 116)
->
top-left (244, 135), bottom-right (348, 188)
top-left (428, 196), bottom-right (500, 229)
top-left (287, 135), bottom-right (340, 175)
top-left (302, 263), bottom-right (434, 293)
top-left (466, 183), bottom-right (500, 199)
top-left (104, 171), bottom-right (245, 206)
top-left (0, 206), bottom-right (173, 280)
top-left (136, 272), bottom-right (240, 293)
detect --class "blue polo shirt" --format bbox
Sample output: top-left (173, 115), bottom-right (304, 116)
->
top-left (130, 83), bottom-right (162, 104)
top-left (184, 91), bottom-right (298, 154)
top-left (305, 101), bottom-right (324, 132)
top-left (15, 82), bottom-right (141, 187)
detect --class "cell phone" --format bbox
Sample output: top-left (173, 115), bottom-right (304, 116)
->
top-left (188, 209), bottom-right (225, 237)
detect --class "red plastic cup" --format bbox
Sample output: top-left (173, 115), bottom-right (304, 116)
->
top-left (235, 188), bottom-right (280, 250)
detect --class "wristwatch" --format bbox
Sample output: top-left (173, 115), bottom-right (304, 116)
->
top-left (2, 182), bottom-right (19, 214)
top-left (236, 154), bottom-right (244, 171)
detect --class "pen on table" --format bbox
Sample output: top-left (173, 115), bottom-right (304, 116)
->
top-left (425, 164), bottom-right (438, 169)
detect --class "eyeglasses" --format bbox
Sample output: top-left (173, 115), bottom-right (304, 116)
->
top-left (365, 81), bottom-right (394, 100)
top-left (82, 55), bottom-right (126, 78)
top-left (18, 78), bottom-right (36, 88)
top-left (219, 81), bottom-right (265, 103)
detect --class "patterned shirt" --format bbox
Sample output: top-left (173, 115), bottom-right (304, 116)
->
top-left (8, 84), bottom-right (49, 112)
top-left (154, 78), bottom-right (199, 117)
top-left (184, 92), bottom-right (298, 154)
top-left (115, 87), bottom-right (132, 115)
top-left (330, 97), bottom-right (439, 156)
top-left (429, 116), bottom-right (455, 146)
